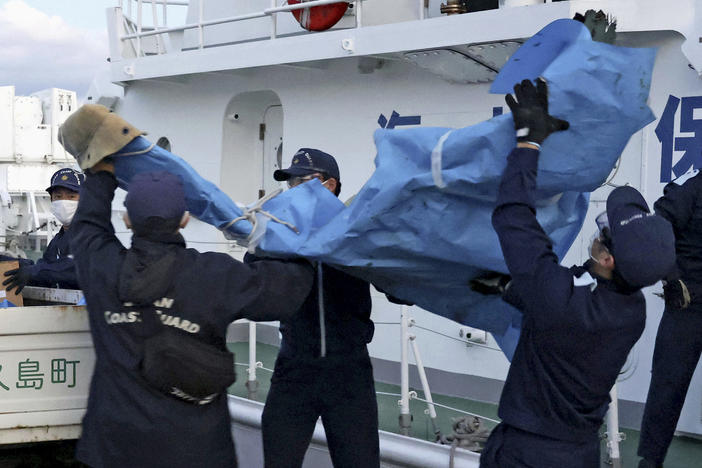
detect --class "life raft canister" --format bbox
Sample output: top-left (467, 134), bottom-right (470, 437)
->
top-left (289, 0), bottom-right (348, 32)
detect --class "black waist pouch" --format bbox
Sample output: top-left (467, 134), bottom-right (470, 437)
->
top-left (141, 327), bottom-right (236, 405)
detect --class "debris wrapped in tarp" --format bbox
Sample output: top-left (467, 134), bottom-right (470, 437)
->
top-left (247, 18), bottom-right (656, 357)
top-left (108, 137), bottom-right (255, 237)
top-left (59, 19), bottom-right (656, 358)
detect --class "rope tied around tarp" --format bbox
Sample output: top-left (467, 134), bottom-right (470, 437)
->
top-left (116, 142), bottom-right (157, 157)
top-left (442, 416), bottom-right (491, 468)
top-left (222, 188), bottom-right (300, 243)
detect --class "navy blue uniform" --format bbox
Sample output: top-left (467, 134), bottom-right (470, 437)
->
top-left (480, 148), bottom-right (646, 468)
top-left (33, 227), bottom-right (79, 288)
top-left (638, 170), bottom-right (702, 465)
top-left (6, 227), bottom-right (80, 289)
top-left (245, 255), bottom-right (379, 468)
top-left (71, 171), bottom-right (314, 468)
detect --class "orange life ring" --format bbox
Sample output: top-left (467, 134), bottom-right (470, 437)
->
top-left (289, 0), bottom-right (349, 32)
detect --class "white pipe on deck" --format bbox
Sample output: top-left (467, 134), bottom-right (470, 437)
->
top-left (399, 305), bottom-right (411, 434)
top-left (605, 384), bottom-right (623, 468)
top-left (248, 321), bottom-right (256, 383)
top-left (409, 336), bottom-right (438, 421)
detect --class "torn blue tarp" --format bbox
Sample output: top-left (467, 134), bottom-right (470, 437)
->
top-left (111, 138), bottom-right (252, 237)
top-left (106, 19), bottom-right (656, 359)
top-left (246, 19), bottom-right (657, 358)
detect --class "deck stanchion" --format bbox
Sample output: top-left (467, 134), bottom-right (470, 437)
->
top-left (399, 305), bottom-right (412, 435)
top-left (198, 0), bottom-right (204, 49)
top-left (150, 0), bottom-right (163, 54)
top-left (270, 0), bottom-right (277, 39)
top-left (605, 384), bottom-right (623, 468)
top-left (137, 0), bottom-right (143, 56)
top-left (246, 321), bottom-right (259, 400)
top-left (355, 0), bottom-right (363, 28)
top-left (409, 335), bottom-right (441, 440)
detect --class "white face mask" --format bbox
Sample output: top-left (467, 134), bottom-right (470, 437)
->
top-left (51, 200), bottom-right (78, 226)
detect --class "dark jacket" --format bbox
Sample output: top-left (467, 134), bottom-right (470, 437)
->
top-left (654, 170), bottom-right (702, 290)
top-left (245, 254), bottom-right (374, 361)
top-left (492, 147), bottom-right (646, 442)
top-left (71, 171), bottom-right (314, 468)
top-left (24, 227), bottom-right (80, 289)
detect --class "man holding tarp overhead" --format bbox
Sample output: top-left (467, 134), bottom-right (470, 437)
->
top-left (477, 79), bottom-right (676, 468)
top-left (59, 106), bottom-right (315, 468)
top-left (247, 148), bottom-right (380, 468)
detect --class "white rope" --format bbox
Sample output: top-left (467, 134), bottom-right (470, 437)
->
top-left (117, 142), bottom-right (157, 156)
top-left (431, 130), bottom-right (452, 189)
top-left (222, 188), bottom-right (299, 242)
top-left (234, 362), bottom-right (274, 373)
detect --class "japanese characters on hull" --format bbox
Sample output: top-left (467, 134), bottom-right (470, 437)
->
top-left (0, 357), bottom-right (82, 392)
top-left (657, 95), bottom-right (702, 183)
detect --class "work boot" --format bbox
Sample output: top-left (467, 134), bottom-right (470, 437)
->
top-left (638, 458), bottom-right (662, 468)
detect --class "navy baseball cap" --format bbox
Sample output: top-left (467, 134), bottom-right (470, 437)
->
top-left (125, 171), bottom-right (186, 227)
top-left (273, 148), bottom-right (340, 181)
top-left (46, 168), bottom-right (85, 194)
top-left (603, 186), bottom-right (675, 289)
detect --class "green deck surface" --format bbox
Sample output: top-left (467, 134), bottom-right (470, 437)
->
top-left (227, 342), bottom-right (702, 468)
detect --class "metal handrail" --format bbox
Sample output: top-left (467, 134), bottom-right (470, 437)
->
top-left (118, 0), bottom-right (368, 56)
top-left (121, 0), bottom-right (355, 41)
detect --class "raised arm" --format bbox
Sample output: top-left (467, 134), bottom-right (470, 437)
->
top-left (70, 161), bottom-right (125, 283)
top-left (492, 79), bottom-right (573, 323)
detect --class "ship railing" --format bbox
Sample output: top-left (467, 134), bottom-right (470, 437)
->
top-left (114, 0), bottom-right (439, 58)
top-left (234, 302), bottom-right (502, 438)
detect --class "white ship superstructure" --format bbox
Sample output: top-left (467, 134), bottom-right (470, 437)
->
top-left (0, 86), bottom-right (78, 256)
top-left (99, 0), bottom-right (702, 437)
top-left (2, 1), bottom-right (702, 467)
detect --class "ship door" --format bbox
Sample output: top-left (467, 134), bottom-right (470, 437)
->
top-left (220, 91), bottom-right (283, 205)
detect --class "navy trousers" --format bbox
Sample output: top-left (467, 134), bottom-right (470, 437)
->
top-left (480, 423), bottom-right (600, 468)
top-left (261, 354), bottom-right (379, 468)
top-left (638, 305), bottom-right (702, 464)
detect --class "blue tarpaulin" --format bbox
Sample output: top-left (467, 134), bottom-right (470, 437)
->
top-left (107, 19), bottom-right (656, 359)
top-left (250, 19), bottom-right (656, 357)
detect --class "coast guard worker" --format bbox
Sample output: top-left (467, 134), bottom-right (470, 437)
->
top-left (478, 79), bottom-right (676, 468)
top-left (247, 148), bottom-right (380, 468)
top-left (3, 167), bottom-right (84, 293)
top-left (638, 170), bottom-right (702, 468)
top-left (69, 160), bottom-right (314, 468)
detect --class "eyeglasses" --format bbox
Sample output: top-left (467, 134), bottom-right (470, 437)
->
top-left (287, 173), bottom-right (326, 188)
top-left (594, 211), bottom-right (613, 250)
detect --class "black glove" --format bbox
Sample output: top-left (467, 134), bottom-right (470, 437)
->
top-left (663, 279), bottom-right (691, 309)
top-left (3, 265), bottom-right (36, 294)
top-left (573, 10), bottom-right (616, 45)
top-left (469, 272), bottom-right (512, 296)
top-left (505, 78), bottom-right (570, 145)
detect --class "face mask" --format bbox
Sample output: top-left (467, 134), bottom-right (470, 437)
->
top-left (51, 200), bottom-right (78, 226)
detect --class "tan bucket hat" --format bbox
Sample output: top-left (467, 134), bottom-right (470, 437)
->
top-left (58, 104), bottom-right (145, 170)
